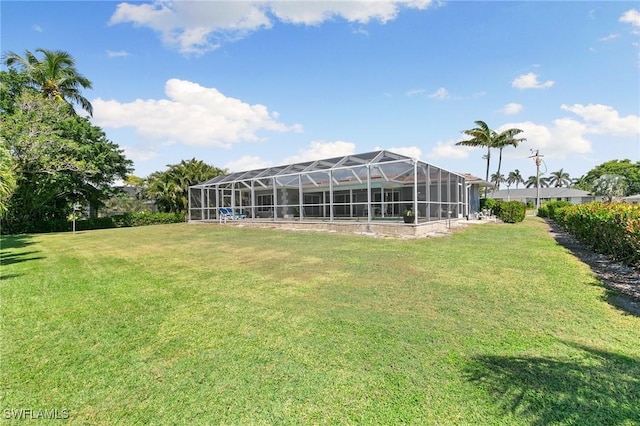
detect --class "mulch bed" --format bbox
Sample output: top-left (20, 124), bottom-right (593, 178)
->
top-left (545, 219), bottom-right (640, 316)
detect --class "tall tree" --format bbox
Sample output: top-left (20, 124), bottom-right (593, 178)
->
top-left (456, 120), bottom-right (494, 187)
top-left (525, 175), bottom-right (550, 188)
top-left (3, 48), bottom-right (93, 116)
top-left (548, 168), bottom-right (572, 187)
top-left (576, 159), bottom-right (640, 196)
top-left (490, 172), bottom-right (505, 189)
top-left (507, 169), bottom-right (524, 189)
top-left (493, 128), bottom-right (525, 180)
top-left (1, 92), bottom-right (131, 233)
top-left (456, 120), bottom-right (525, 194)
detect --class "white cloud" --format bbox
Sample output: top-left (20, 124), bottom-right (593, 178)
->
top-left (497, 104), bottom-right (638, 161)
top-left (224, 155), bottom-right (273, 173)
top-left (599, 33), bottom-right (620, 42)
top-left (561, 103), bottom-right (640, 136)
top-left (92, 78), bottom-right (302, 148)
top-left (498, 119), bottom-right (591, 159)
top-left (109, 1), bottom-right (434, 54)
top-left (511, 72), bottom-right (555, 89)
top-left (109, 1), bottom-right (272, 54)
top-left (425, 140), bottom-right (470, 160)
top-left (428, 87), bottom-right (450, 100)
top-left (32, 24), bottom-right (43, 32)
top-left (501, 103), bottom-right (523, 115)
top-left (107, 50), bottom-right (129, 58)
top-left (620, 9), bottom-right (640, 32)
top-left (269, 1), bottom-right (433, 25)
top-left (283, 140), bottom-right (356, 163)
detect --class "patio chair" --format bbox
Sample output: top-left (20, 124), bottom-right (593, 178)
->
top-left (219, 207), bottom-right (247, 222)
top-left (219, 207), bottom-right (234, 222)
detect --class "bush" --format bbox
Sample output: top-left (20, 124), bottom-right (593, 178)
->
top-left (1, 212), bottom-right (185, 235)
top-left (538, 200), bottom-right (572, 219)
top-left (497, 201), bottom-right (526, 223)
top-left (551, 202), bottom-right (640, 268)
top-left (480, 198), bottom-right (497, 212)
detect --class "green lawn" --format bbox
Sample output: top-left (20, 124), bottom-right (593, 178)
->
top-left (1, 218), bottom-right (639, 425)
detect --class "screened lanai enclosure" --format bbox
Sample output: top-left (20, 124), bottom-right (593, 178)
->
top-left (188, 151), bottom-right (469, 224)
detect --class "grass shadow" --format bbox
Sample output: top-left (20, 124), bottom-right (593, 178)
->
top-left (0, 234), bottom-right (35, 250)
top-left (1, 235), bottom-right (43, 269)
top-left (465, 342), bottom-right (640, 425)
top-left (1, 250), bottom-right (44, 266)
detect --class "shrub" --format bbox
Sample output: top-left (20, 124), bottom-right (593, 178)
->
top-left (552, 202), bottom-right (640, 268)
top-left (538, 200), bottom-right (572, 219)
top-left (480, 198), bottom-right (497, 212)
top-left (2, 212), bottom-right (185, 235)
top-left (497, 201), bottom-right (526, 223)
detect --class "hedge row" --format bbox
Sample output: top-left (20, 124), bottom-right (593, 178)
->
top-left (540, 201), bottom-right (640, 268)
top-left (1, 212), bottom-right (185, 235)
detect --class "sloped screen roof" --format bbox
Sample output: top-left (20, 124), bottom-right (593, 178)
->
top-left (193, 150), bottom-right (457, 187)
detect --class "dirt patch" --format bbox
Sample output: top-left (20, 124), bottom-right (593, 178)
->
top-left (545, 219), bottom-right (640, 316)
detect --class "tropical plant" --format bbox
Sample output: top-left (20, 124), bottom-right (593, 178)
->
top-left (525, 175), bottom-right (550, 188)
top-left (0, 140), bottom-right (16, 214)
top-left (147, 159), bottom-right (226, 214)
top-left (507, 169), bottom-right (524, 189)
top-left (548, 168), bottom-right (572, 187)
top-left (490, 172), bottom-right (505, 189)
top-left (3, 48), bottom-right (93, 116)
top-left (493, 129), bottom-right (525, 180)
top-left (456, 120), bottom-right (525, 195)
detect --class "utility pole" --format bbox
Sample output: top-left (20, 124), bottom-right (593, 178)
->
top-left (529, 150), bottom-right (543, 214)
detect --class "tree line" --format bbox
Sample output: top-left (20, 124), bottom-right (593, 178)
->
top-left (0, 49), bottom-right (224, 234)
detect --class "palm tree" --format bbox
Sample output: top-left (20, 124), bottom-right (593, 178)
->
top-left (490, 172), bottom-right (505, 189)
top-left (507, 169), bottom-right (524, 189)
top-left (525, 175), bottom-right (550, 188)
top-left (493, 128), bottom-right (526, 179)
top-left (456, 120), bottom-right (525, 196)
top-left (548, 168), bottom-right (572, 187)
top-left (3, 48), bottom-right (93, 116)
top-left (456, 121), bottom-right (494, 190)
top-left (146, 159), bottom-right (226, 214)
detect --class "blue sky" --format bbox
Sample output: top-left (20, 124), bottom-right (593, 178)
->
top-left (2, 1), bottom-right (639, 183)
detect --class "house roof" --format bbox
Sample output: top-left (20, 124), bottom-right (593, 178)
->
top-left (489, 187), bottom-right (595, 199)
top-left (460, 173), bottom-right (493, 187)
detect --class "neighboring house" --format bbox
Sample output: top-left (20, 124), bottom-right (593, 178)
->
top-left (460, 173), bottom-right (493, 215)
top-left (488, 187), bottom-right (601, 205)
top-left (621, 194), bottom-right (640, 204)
